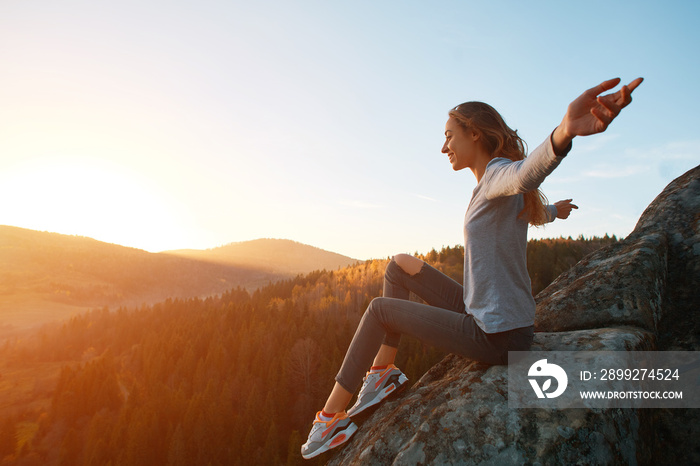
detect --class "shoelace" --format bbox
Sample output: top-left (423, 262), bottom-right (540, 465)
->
top-left (358, 371), bottom-right (380, 396)
top-left (308, 418), bottom-right (328, 439)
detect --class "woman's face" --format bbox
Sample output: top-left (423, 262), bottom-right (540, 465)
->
top-left (441, 116), bottom-right (480, 171)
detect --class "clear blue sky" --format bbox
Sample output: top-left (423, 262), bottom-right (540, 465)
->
top-left (1, 0), bottom-right (698, 259)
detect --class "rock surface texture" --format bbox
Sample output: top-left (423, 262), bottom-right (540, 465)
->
top-left (329, 165), bottom-right (699, 465)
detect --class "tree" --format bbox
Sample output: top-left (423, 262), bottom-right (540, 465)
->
top-left (287, 338), bottom-right (321, 399)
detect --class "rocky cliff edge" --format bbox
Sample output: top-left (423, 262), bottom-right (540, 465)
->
top-left (329, 165), bottom-right (700, 465)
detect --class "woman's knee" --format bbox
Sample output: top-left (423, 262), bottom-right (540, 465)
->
top-left (392, 253), bottom-right (424, 276)
top-left (367, 297), bottom-right (392, 317)
top-left (368, 296), bottom-right (385, 311)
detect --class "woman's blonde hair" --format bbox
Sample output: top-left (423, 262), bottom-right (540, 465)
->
top-left (448, 101), bottom-right (549, 226)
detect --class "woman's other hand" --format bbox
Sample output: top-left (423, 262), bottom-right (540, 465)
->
top-left (554, 199), bottom-right (578, 219)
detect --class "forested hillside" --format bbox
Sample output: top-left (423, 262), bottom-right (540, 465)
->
top-left (0, 236), bottom-right (617, 465)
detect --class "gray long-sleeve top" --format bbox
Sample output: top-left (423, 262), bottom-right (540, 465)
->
top-left (463, 136), bottom-right (564, 333)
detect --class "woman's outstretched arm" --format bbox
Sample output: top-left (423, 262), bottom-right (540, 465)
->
top-left (552, 77), bottom-right (644, 153)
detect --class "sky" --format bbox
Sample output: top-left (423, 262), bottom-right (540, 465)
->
top-left (1, 0), bottom-right (698, 260)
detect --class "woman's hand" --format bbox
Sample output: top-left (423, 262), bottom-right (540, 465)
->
top-left (553, 77), bottom-right (643, 152)
top-left (554, 199), bottom-right (578, 220)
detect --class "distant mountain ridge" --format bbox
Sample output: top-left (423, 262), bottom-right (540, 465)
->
top-left (165, 238), bottom-right (358, 275)
top-left (0, 226), bottom-right (357, 332)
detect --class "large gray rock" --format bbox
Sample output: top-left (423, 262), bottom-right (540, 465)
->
top-left (329, 165), bottom-right (699, 465)
top-left (535, 164), bottom-right (700, 348)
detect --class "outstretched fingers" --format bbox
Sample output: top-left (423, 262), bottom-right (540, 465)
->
top-left (627, 77), bottom-right (644, 93)
top-left (596, 95), bottom-right (622, 120)
top-left (587, 77), bottom-right (622, 98)
top-left (561, 76), bottom-right (643, 138)
top-left (602, 77), bottom-right (643, 107)
top-left (618, 77), bottom-right (644, 108)
top-left (591, 77), bottom-right (644, 127)
top-left (620, 78), bottom-right (644, 108)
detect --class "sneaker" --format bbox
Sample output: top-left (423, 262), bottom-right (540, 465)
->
top-left (347, 364), bottom-right (408, 418)
top-left (301, 411), bottom-right (357, 459)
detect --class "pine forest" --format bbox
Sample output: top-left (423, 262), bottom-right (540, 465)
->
top-left (0, 236), bottom-right (618, 465)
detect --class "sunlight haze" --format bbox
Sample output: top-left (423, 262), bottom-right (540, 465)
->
top-left (1, 0), bottom-right (698, 259)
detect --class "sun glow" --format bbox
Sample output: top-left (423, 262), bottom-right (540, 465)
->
top-left (0, 155), bottom-right (186, 252)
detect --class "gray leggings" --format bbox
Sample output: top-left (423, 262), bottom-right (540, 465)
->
top-left (335, 258), bottom-right (534, 393)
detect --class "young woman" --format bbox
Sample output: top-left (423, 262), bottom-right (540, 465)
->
top-left (301, 77), bottom-right (643, 459)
